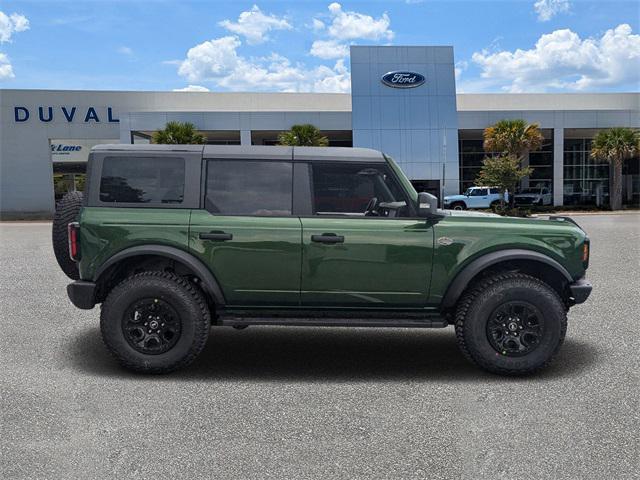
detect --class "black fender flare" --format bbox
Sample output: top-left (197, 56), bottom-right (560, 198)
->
top-left (94, 245), bottom-right (225, 305)
top-left (440, 249), bottom-right (573, 309)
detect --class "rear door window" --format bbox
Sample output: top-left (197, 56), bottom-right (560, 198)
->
top-left (205, 160), bottom-right (293, 216)
top-left (100, 156), bottom-right (185, 204)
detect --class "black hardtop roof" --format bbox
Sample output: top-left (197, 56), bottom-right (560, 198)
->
top-left (91, 144), bottom-right (385, 162)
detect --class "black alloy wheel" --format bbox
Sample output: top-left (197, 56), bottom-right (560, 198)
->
top-left (486, 301), bottom-right (544, 357)
top-left (122, 298), bottom-right (182, 355)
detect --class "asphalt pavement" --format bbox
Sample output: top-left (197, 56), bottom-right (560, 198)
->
top-left (1, 214), bottom-right (638, 479)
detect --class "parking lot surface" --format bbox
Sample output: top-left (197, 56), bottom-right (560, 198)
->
top-left (1, 215), bottom-right (638, 479)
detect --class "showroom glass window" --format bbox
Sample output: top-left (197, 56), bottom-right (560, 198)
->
top-left (311, 163), bottom-right (409, 216)
top-left (99, 156), bottom-right (185, 204)
top-left (563, 138), bottom-right (609, 206)
top-left (206, 160), bottom-right (293, 216)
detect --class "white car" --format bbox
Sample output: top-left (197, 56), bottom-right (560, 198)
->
top-left (443, 187), bottom-right (507, 210)
top-left (514, 187), bottom-right (552, 206)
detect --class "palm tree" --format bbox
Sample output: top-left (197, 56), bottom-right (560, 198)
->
top-left (482, 119), bottom-right (544, 207)
top-left (590, 127), bottom-right (640, 210)
top-left (483, 119), bottom-right (544, 160)
top-left (277, 124), bottom-right (329, 147)
top-left (152, 121), bottom-right (205, 144)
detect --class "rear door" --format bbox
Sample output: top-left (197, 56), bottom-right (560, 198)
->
top-left (299, 161), bottom-right (434, 308)
top-left (189, 158), bottom-right (302, 307)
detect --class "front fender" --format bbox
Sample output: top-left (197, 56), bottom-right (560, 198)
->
top-left (439, 249), bottom-right (573, 309)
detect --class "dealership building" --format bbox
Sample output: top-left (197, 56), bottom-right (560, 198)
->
top-left (1, 45), bottom-right (638, 218)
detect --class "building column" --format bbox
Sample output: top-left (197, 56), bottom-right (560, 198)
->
top-left (119, 114), bottom-right (132, 144)
top-left (521, 153), bottom-right (530, 189)
top-left (553, 128), bottom-right (564, 206)
top-left (240, 130), bottom-right (252, 146)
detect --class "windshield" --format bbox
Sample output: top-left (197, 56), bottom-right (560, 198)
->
top-left (383, 154), bottom-right (418, 204)
top-left (518, 188), bottom-right (539, 194)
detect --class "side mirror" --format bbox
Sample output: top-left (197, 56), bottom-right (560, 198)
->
top-left (417, 192), bottom-right (438, 217)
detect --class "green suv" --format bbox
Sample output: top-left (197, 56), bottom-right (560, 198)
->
top-left (53, 144), bottom-right (592, 375)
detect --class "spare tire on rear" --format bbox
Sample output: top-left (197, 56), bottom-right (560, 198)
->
top-left (52, 191), bottom-right (83, 279)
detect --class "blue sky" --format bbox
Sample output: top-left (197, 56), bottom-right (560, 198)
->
top-left (0, 0), bottom-right (638, 93)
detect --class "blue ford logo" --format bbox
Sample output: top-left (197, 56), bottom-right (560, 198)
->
top-left (381, 71), bottom-right (425, 88)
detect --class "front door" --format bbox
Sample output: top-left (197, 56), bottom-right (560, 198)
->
top-left (467, 188), bottom-right (489, 208)
top-left (189, 159), bottom-right (301, 307)
top-left (300, 162), bottom-right (434, 308)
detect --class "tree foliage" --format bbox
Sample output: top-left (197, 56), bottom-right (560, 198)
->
top-left (590, 127), bottom-right (640, 210)
top-left (483, 119), bottom-right (544, 159)
top-left (277, 124), bottom-right (329, 147)
top-left (152, 121), bottom-right (205, 145)
top-left (476, 155), bottom-right (533, 208)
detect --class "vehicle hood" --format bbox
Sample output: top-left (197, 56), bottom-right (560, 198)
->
top-left (443, 194), bottom-right (466, 202)
top-left (445, 210), bottom-right (499, 218)
top-left (515, 193), bottom-right (541, 198)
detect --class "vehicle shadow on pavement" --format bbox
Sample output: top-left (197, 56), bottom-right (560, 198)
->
top-left (68, 326), bottom-right (598, 382)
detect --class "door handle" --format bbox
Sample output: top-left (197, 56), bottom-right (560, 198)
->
top-left (199, 231), bottom-right (233, 241)
top-left (311, 233), bottom-right (344, 244)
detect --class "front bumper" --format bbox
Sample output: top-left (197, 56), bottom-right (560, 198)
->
top-left (569, 277), bottom-right (592, 304)
top-left (67, 280), bottom-right (96, 309)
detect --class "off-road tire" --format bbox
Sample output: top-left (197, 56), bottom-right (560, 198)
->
top-left (100, 271), bottom-right (211, 374)
top-left (451, 201), bottom-right (466, 210)
top-left (490, 200), bottom-right (501, 210)
top-left (52, 191), bottom-right (83, 279)
top-left (455, 272), bottom-right (567, 376)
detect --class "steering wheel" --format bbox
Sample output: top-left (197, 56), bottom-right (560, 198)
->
top-left (365, 197), bottom-right (379, 216)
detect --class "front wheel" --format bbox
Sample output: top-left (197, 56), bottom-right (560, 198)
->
top-left (455, 272), bottom-right (567, 375)
top-left (450, 202), bottom-right (466, 210)
top-left (100, 271), bottom-right (211, 373)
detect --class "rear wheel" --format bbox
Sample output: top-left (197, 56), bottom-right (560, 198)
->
top-left (52, 191), bottom-right (83, 279)
top-left (455, 272), bottom-right (567, 375)
top-left (100, 271), bottom-right (211, 373)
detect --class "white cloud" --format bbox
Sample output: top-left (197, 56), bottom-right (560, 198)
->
top-left (0, 52), bottom-right (14, 80)
top-left (308, 3), bottom-right (394, 60)
top-left (533, 0), bottom-right (570, 22)
top-left (178, 36), bottom-right (242, 82)
top-left (219, 5), bottom-right (291, 45)
top-left (471, 24), bottom-right (640, 92)
top-left (324, 2), bottom-right (393, 41)
top-left (173, 85), bottom-right (211, 92)
top-left (0, 11), bottom-right (29, 43)
top-left (117, 46), bottom-right (133, 56)
top-left (310, 39), bottom-right (349, 60)
top-left (454, 60), bottom-right (468, 80)
top-left (311, 18), bottom-right (325, 32)
top-left (177, 35), bottom-right (350, 93)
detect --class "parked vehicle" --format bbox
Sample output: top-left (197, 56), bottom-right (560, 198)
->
top-left (443, 186), bottom-right (507, 210)
top-left (53, 145), bottom-right (592, 376)
top-left (515, 187), bottom-right (552, 206)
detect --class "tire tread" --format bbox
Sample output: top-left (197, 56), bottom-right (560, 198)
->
top-left (454, 272), bottom-right (567, 376)
top-left (100, 271), bottom-right (210, 374)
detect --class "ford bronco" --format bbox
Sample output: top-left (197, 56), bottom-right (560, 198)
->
top-left (53, 145), bottom-right (592, 375)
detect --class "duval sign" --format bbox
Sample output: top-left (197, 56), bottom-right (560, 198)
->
top-left (14, 106), bottom-right (119, 123)
top-left (381, 71), bottom-right (425, 88)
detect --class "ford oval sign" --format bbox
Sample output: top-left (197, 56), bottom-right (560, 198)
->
top-left (381, 71), bottom-right (425, 89)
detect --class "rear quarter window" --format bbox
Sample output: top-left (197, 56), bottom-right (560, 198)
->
top-left (99, 156), bottom-right (185, 204)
